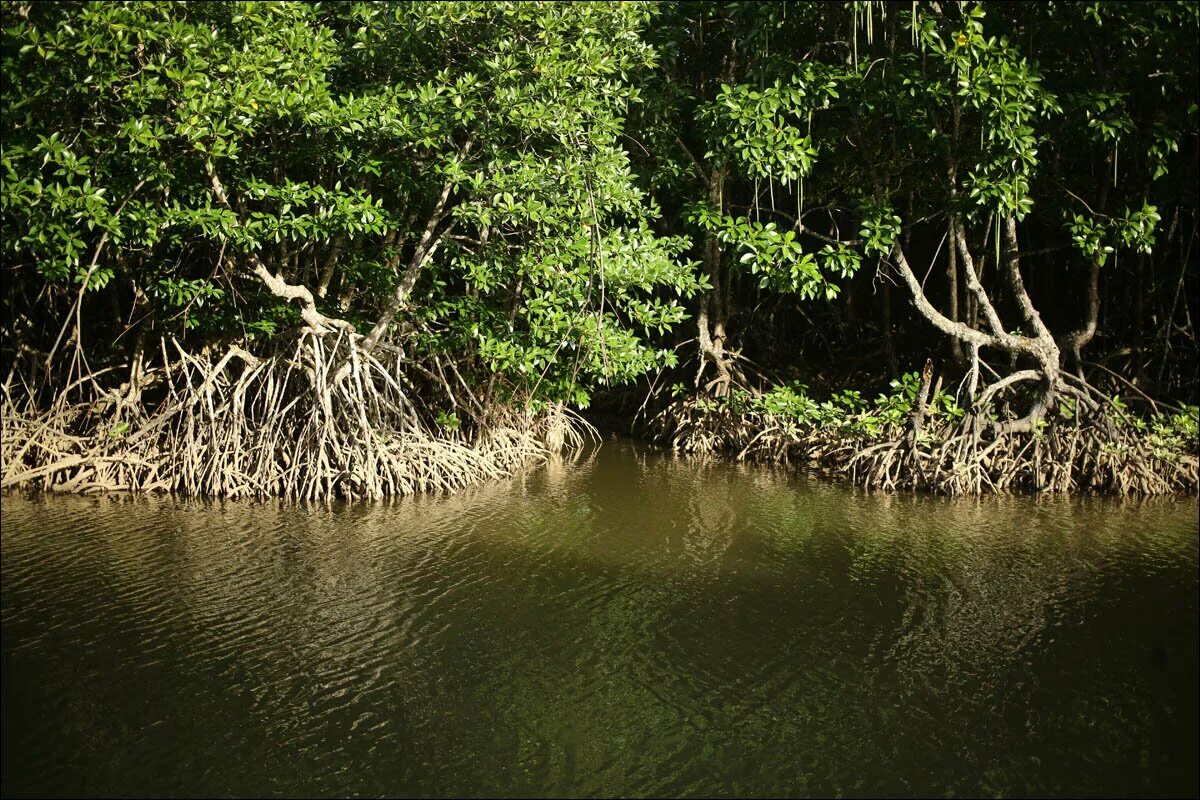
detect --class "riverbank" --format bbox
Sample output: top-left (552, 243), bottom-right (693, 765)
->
top-left (638, 376), bottom-right (1199, 496)
top-left (4, 335), bottom-right (1195, 500)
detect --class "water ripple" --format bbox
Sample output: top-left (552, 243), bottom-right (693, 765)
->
top-left (3, 444), bottom-right (1197, 798)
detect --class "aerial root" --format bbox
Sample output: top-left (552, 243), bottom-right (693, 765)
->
top-left (644, 395), bottom-right (1197, 496)
top-left (2, 332), bottom-right (585, 499)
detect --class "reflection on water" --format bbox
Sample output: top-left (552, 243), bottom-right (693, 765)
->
top-left (2, 439), bottom-right (1197, 797)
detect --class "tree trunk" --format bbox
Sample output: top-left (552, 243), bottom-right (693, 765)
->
top-left (696, 166), bottom-right (735, 395)
top-left (909, 358), bottom-right (934, 440)
top-left (999, 217), bottom-right (1060, 431)
top-left (882, 278), bottom-right (897, 378)
top-left (1058, 255), bottom-right (1101, 378)
top-left (947, 222), bottom-right (963, 365)
top-left (889, 217), bottom-right (1062, 434)
top-left (1134, 252), bottom-right (1145, 385)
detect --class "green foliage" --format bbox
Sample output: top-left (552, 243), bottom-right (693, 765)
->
top-left (688, 205), bottom-right (857, 299)
top-left (858, 203), bottom-right (902, 258)
top-left (2, 0), bottom-right (1196, 435)
top-left (722, 372), bottom-right (965, 441)
top-left (924, 4), bottom-right (1060, 219)
top-left (1, 0), bottom-right (700, 413)
top-left (1148, 406), bottom-right (1200, 459)
top-left (435, 410), bottom-right (462, 433)
top-left (700, 66), bottom-right (838, 182)
top-left (1068, 203), bottom-right (1160, 266)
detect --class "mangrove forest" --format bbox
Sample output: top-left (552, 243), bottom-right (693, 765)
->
top-left (2, 0), bottom-right (1198, 498)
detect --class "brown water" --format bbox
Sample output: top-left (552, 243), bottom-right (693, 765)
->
top-left (2, 439), bottom-right (1197, 798)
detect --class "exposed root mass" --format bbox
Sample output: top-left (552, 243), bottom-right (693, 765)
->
top-left (2, 333), bottom-right (596, 500)
top-left (647, 395), bottom-right (1198, 496)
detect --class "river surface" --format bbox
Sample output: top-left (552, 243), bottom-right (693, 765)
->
top-left (2, 439), bottom-right (1197, 798)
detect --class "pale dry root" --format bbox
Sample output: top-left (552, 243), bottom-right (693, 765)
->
top-left (2, 332), bottom-right (594, 500)
top-left (844, 412), bottom-right (1198, 495)
top-left (646, 394), bottom-right (1198, 496)
top-left (646, 396), bottom-right (754, 456)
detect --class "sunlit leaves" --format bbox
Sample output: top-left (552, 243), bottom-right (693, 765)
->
top-left (1067, 203), bottom-right (1161, 266)
top-left (700, 68), bottom-right (837, 182)
top-left (858, 203), bottom-right (901, 258)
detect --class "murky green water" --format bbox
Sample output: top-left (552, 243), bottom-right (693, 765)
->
top-left (2, 439), bottom-right (1197, 798)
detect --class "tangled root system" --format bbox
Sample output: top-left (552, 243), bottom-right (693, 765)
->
top-left (647, 395), bottom-right (1197, 496)
top-left (2, 332), bottom-right (596, 500)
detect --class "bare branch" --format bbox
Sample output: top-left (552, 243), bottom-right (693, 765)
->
top-left (952, 216), bottom-right (1006, 339)
top-left (205, 161), bottom-right (352, 335)
top-left (1002, 217), bottom-right (1055, 344)
top-left (1059, 255), bottom-right (1101, 370)
top-left (674, 136), bottom-right (709, 185)
top-left (889, 241), bottom-right (993, 348)
top-left (362, 138), bottom-right (474, 354)
top-left (976, 369), bottom-right (1042, 408)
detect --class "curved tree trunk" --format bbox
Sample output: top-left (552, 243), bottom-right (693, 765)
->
top-left (999, 217), bottom-right (1061, 431)
top-left (891, 216), bottom-right (1061, 433)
